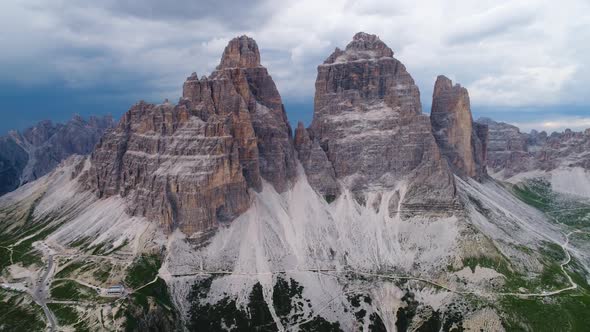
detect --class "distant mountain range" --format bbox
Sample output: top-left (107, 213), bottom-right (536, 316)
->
top-left (0, 115), bottom-right (114, 196)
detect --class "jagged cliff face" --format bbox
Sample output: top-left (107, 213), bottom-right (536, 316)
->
top-left (479, 118), bottom-right (590, 178)
top-left (212, 36), bottom-right (297, 193)
top-left (0, 115), bottom-right (114, 196)
top-left (430, 76), bottom-right (488, 180)
top-left (476, 118), bottom-right (531, 177)
top-left (296, 32), bottom-right (457, 212)
top-left (86, 36), bottom-right (297, 235)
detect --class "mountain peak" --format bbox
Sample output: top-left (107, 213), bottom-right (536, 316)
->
top-left (431, 75), bottom-right (487, 180)
top-left (348, 32), bottom-right (392, 54)
top-left (324, 32), bottom-right (394, 64)
top-left (433, 75), bottom-right (466, 97)
top-left (218, 35), bottom-right (261, 69)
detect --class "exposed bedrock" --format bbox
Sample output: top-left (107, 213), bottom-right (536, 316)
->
top-left (296, 32), bottom-right (458, 212)
top-left (85, 36), bottom-right (297, 235)
top-left (430, 75), bottom-right (488, 181)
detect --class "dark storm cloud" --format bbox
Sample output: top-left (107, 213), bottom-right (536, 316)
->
top-left (0, 0), bottom-right (589, 133)
top-left (445, 5), bottom-right (535, 45)
top-left (64, 0), bottom-right (278, 29)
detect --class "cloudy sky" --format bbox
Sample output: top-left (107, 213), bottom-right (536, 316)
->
top-left (1, 0), bottom-right (589, 134)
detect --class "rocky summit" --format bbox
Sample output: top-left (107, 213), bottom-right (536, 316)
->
top-left (430, 75), bottom-right (488, 181)
top-left (86, 36), bottom-right (297, 235)
top-left (296, 32), bottom-right (457, 213)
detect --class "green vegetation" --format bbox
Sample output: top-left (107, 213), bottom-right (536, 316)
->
top-left (103, 239), bottom-right (129, 255)
top-left (368, 312), bottom-right (387, 332)
top-left (462, 254), bottom-right (512, 276)
top-left (47, 303), bottom-right (78, 325)
top-left (93, 263), bottom-right (112, 283)
top-left (502, 292), bottom-right (590, 331)
top-left (47, 303), bottom-right (91, 332)
top-left (125, 254), bottom-right (161, 289)
top-left (0, 199), bottom-right (65, 270)
top-left (55, 260), bottom-right (87, 278)
top-left (117, 252), bottom-right (178, 331)
top-left (0, 290), bottom-right (46, 331)
top-left (272, 276), bottom-right (304, 318)
top-left (50, 280), bottom-right (98, 301)
top-left (512, 179), bottom-right (590, 230)
top-left (501, 178), bottom-right (590, 330)
top-left (396, 292), bottom-right (418, 332)
top-left (299, 316), bottom-right (342, 331)
top-left (188, 276), bottom-right (342, 331)
top-left (324, 194), bottom-right (337, 204)
top-left (188, 278), bottom-right (277, 331)
top-left (69, 236), bottom-right (92, 249)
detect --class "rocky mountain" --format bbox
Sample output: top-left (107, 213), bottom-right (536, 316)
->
top-left (478, 118), bottom-right (590, 196)
top-left (0, 115), bottom-right (114, 196)
top-left (296, 32), bottom-right (457, 213)
top-left (1, 33), bottom-right (589, 332)
top-left (85, 35), bottom-right (297, 235)
top-left (430, 75), bottom-right (488, 181)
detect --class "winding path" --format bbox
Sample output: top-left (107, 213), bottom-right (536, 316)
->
top-left (32, 252), bottom-right (56, 331)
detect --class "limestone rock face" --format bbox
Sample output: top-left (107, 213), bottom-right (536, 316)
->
top-left (0, 115), bottom-right (114, 196)
top-left (430, 75), bottom-right (487, 180)
top-left (293, 122), bottom-right (339, 198)
top-left (477, 118), bottom-right (590, 178)
top-left (476, 118), bottom-right (531, 177)
top-left (299, 32), bottom-right (457, 211)
top-left (85, 36), bottom-right (296, 235)
top-left (211, 35), bottom-right (297, 192)
top-left (218, 36), bottom-right (261, 69)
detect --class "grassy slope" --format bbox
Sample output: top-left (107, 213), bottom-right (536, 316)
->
top-left (500, 179), bottom-right (590, 331)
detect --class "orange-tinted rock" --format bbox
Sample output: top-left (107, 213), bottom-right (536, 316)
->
top-left (430, 75), bottom-right (487, 180)
top-left (85, 36), bottom-right (297, 235)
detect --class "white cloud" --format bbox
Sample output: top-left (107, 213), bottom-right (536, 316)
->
top-left (1, 0), bottom-right (589, 114)
top-left (469, 65), bottom-right (577, 107)
top-left (512, 116), bottom-right (590, 133)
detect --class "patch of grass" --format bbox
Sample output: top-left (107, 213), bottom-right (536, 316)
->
top-left (0, 290), bottom-right (46, 331)
top-left (462, 255), bottom-right (513, 277)
top-left (89, 242), bottom-right (108, 256)
top-left (125, 254), bottom-right (161, 289)
top-left (187, 280), bottom-right (277, 331)
top-left (103, 239), bottom-right (129, 255)
top-left (10, 218), bottom-right (65, 267)
top-left (501, 292), bottom-right (590, 331)
top-left (324, 194), bottom-right (337, 204)
top-left (512, 181), bottom-right (553, 211)
top-left (69, 237), bottom-right (92, 250)
top-left (93, 264), bottom-right (112, 283)
top-left (119, 253), bottom-right (178, 331)
top-left (47, 303), bottom-right (79, 325)
top-left (512, 179), bottom-right (590, 230)
top-left (299, 316), bottom-right (342, 332)
top-left (50, 280), bottom-right (98, 301)
top-left (272, 276), bottom-right (304, 317)
top-left (47, 303), bottom-right (91, 332)
top-left (55, 260), bottom-right (87, 278)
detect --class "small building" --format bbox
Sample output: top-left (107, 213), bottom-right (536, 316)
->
top-left (106, 284), bottom-right (125, 296)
